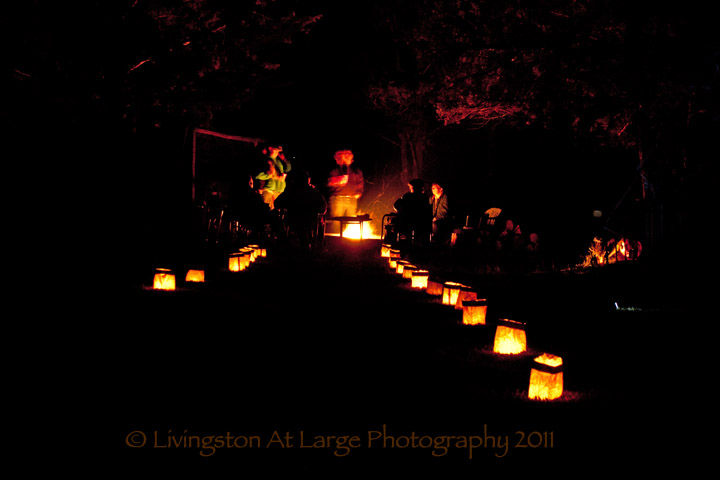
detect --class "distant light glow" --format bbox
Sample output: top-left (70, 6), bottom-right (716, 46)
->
top-left (528, 354), bottom-right (564, 401)
top-left (128, 58), bottom-right (152, 73)
top-left (493, 320), bottom-right (527, 355)
top-left (185, 269), bottom-right (205, 283)
top-left (153, 268), bottom-right (176, 291)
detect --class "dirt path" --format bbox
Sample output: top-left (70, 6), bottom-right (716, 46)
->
top-left (109, 237), bottom-right (700, 475)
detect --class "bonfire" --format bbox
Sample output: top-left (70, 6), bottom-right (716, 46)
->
top-left (579, 236), bottom-right (642, 268)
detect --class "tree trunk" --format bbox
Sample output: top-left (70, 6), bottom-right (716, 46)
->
top-left (399, 126), bottom-right (428, 184)
top-left (399, 133), bottom-right (411, 185)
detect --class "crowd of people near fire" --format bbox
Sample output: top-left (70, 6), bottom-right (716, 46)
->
top-left (202, 145), bottom-right (361, 252)
top-left (200, 144), bottom-right (546, 273)
top-left (387, 178), bottom-right (544, 274)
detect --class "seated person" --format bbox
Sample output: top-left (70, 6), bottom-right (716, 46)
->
top-left (275, 170), bottom-right (328, 250)
top-left (227, 175), bottom-right (271, 242)
top-left (393, 178), bottom-right (431, 243)
top-left (497, 219), bottom-right (523, 250)
top-left (496, 219), bottom-right (524, 271)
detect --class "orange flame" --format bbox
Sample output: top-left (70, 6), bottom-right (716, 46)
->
top-left (580, 237), bottom-right (641, 267)
top-left (341, 221), bottom-right (380, 240)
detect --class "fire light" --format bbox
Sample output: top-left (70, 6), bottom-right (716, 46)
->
top-left (426, 278), bottom-right (444, 296)
top-left (388, 249), bottom-right (401, 269)
top-left (493, 319), bottom-right (527, 354)
top-left (341, 220), bottom-right (379, 240)
top-left (185, 269), bottom-right (205, 283)
top-left (381, 244), bottom-right (392, 257)
top-left (455, 286), bottom-right (477, 310)
top-left (248, 245), bottom-right (261, 261)
top-left (395, 260), bottom-right (408, 275)
top-left (239, 248), bottom-right (252, 268)
top-left (153, 268), bottom-right (176, 291)
top-left (402, 264), bottom-right (417, 280)
top-left (528, 353), bottom-right (564, 401)
top-left (411, 270), bottom-right (429, 289)
top-left (229, 253), bottom-right (243, 272)
top-left (579, 236), bottom-right (641, 268)
top-left (462, 299), bottom-right (487, 325)
top-left (442, 282), bottom-right (466, 306)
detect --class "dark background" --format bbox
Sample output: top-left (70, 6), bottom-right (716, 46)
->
top-left (6, 2), bottom-right (715, 475)
top-left (7, 1), bottom-right (717, 275)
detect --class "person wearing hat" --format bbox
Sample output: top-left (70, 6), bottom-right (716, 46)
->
top-left (392, 178), bottom-right (432, 245)
top-left (275, 169), bottom-right (328, 252)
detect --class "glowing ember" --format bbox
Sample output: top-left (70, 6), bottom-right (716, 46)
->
top-left (579, 236), bottom-right (641, 267)
top-left (341, 221), bottom-right (380, 240)
top-left (580, 237), bottom-right (605, 267)
top-left (607, 237), bottom-right (641, 262)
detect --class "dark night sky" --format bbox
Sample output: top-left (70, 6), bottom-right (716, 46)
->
top-left (220, 1), bottom-right (395, 166)
top-left (198, 0), bottom-right (717, 231)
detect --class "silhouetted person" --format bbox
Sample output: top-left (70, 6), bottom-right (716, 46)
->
top-left (497, 219), bottom-right (523, 272)
top-left (430, 182), bottom-right (451, 244)
top-left (393, 178), bottom-right (431, 245)
top-left (276, 170), bottom-right (328, 252)
top-left (525, 232), bottom-right (543, 272)
top-left (227, 175), bottom-right (271, 244)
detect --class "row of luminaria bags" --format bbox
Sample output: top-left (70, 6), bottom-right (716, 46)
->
top-left (150, 243), bottom-right (562, 401)
top-left (150, 245), bottom-right (267, 290)
top-left (381, 244), bottom-right (564, 402)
